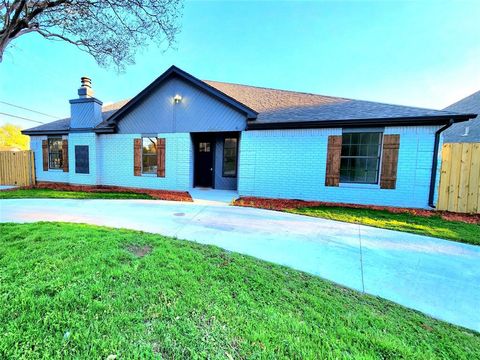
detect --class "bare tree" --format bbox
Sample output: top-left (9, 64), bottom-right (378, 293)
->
top-left (0, 0), bottom-right (183, 69)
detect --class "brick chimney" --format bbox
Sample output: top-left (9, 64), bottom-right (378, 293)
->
top-left (69, 76), bottom-right (103, 129)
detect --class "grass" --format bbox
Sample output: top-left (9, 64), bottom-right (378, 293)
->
top-left (289, 206), bottom-right (480, 246)
top-left (0, 188), bottom-right (154, 200)
top-left (1, 223), bottom-right (478, 359)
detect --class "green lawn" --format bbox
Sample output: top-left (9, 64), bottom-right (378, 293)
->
top-left (289, 206), bottom-right (480, 246)
top-left (0, 188), bottom-right (154, 200)
top-left (1, 223), bottom-right (478, 359)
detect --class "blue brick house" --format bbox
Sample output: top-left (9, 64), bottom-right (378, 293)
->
top-left (23, 66), bottom-right (476, 208)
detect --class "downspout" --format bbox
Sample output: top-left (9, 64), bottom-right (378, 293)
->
top-left (428, 119), bottom-right (454, 208)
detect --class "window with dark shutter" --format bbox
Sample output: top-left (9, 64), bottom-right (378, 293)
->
top-left (75, 145), bottom-right (89, 174)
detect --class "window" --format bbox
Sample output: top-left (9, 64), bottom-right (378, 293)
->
top-left (142, 137), bottom-right (157, 174)
top-left (340, 132), bottom-right (382, 184)
top-left (199, 142), bottom-right (210, 152)
top-left (75, 145), bottom-right (89, 174)
top-left (48, 137), bottom-right (63, 169)
top-left (223, 138), bottom-right (238, 177)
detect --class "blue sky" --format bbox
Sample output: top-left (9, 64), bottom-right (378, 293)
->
top-left (1, 0), bottom-right (479, 128)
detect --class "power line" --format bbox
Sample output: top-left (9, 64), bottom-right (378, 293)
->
top-left (0, 100), bottom-right (59, 119)
top-left (0, 112), bottom-right (45, 124)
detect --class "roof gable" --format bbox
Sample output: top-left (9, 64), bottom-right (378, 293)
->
top-left (96, 66), bottom-right (258, 132)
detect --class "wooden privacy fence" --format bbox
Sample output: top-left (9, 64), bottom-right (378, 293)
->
top-left (437, 143), bottom-right (480, 214)
top-left (0, 151), bottom-right (36, 187)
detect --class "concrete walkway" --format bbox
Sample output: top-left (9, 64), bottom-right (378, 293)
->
top-left (1, 198), bottom-right (479, 332)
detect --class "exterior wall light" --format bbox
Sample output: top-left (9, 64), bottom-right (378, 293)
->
top-left (173, 94), bottom-right (182, 104)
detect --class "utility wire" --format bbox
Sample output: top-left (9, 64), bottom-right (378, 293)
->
top-left (0, 112), bottom-right (45, 124)
top-left (0, 100), bottom-right (59, 119)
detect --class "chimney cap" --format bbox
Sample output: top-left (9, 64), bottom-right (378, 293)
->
top-left (81, 76), bottom-right (92, 88)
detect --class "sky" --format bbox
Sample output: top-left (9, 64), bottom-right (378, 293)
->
top-left (0, 0), bottom-right (479, 129)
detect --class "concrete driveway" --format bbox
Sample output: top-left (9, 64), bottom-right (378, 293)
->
top-left (1, 198), bottom-right (479, 332)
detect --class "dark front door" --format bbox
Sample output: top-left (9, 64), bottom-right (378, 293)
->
top-left (194, 136), bottom-right (214, 187)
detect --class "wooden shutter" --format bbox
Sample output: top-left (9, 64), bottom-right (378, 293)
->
top-left (42, 140), bottom-right (48, 171)
top-left (134, 138), bottom-right (142, 176)
top-left (380, 134), bottom-right (400, 189)
top-left (62, 139), bottom-right (69, 172)
top-left (325, 135), bottom-right (342, 186)
top-left (157, 138), bottom-right (166, 177)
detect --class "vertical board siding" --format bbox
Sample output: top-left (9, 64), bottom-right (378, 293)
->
top-left (42, 140), bottom-right (48, 171)
top-left (117, 78), bottom-right (246, 134)
top-left (380, 134), bottom-right (400, 189)
top-left (157, 138), bottom-right (166, 177)
top-left (0, 151), bottom-right (36, 186)
top-left (325, 135), bottom-right (342, 186)
top-left (437, 143), bottom-right (480, 213)
top-left (62, 140), bottom-right (69, 172)
top-left (133, 138), bottom-right (142, 176)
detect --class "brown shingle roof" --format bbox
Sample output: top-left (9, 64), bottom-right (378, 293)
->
top-left (204, 80), bottom-right (465, 125)
top-left (24, 69), bottom-right (476, 134)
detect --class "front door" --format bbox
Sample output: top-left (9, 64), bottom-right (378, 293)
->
top-left (194, 136), bottom-right (214, 187)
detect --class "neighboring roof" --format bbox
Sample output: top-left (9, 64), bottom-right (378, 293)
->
top-left (204, 81), bottom-right (475, 129)
top-left (23, 66), bottom-right (476, 135)
top-left (442, 90), bottom-right (480, 143)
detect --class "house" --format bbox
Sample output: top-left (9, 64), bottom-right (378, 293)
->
top-left (22, 66), bottom-right (476, 209)
top-left (443, 90), bottom-right (480, 143)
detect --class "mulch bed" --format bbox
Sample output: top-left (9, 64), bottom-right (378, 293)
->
top-left (234, 196), bottom-right (480, 225)
top-left (13, 182), bottom-right (193, 202)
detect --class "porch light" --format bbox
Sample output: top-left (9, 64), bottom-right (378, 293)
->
top-left (173, 94), bottom-right (182, 104)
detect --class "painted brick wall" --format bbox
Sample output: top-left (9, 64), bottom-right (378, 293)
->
top-left (238, 126), bottom-right (441, 208)
top-left (30, 135), bottom-right (69, 183)
top-left (97, 133), bottom-right (192, 191)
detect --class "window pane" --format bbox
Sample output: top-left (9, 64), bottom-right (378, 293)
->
top-left (142, 137), bottom-right (157, 174)
top-left (223, 138), bottom-right (237, 177)
top-left (142, 154), bottom-right (157, 174)
top-left (340, 132), bottom-right (382, 184)
top-left (199, 142), bottom-right (210, 152)
top-left (143, 137), bottom-right (157, 155)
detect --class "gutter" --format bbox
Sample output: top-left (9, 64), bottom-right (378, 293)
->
top-left (247, 114), bottom-right (475, 130)
top-left (427, 119), bottom-right (454, 208)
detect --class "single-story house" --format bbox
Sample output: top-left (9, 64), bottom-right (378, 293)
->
top-left (443, 90), bottom-right (480, 143)
top-left (22, 66), bottom-right (477, 208)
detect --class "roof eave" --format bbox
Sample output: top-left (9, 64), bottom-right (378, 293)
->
top-left (246, 114), bottom-right (477, 130)
top-left (21, 129), bottom-right (70, 136)
top-left (94, 126), bottom-right (116, 134)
